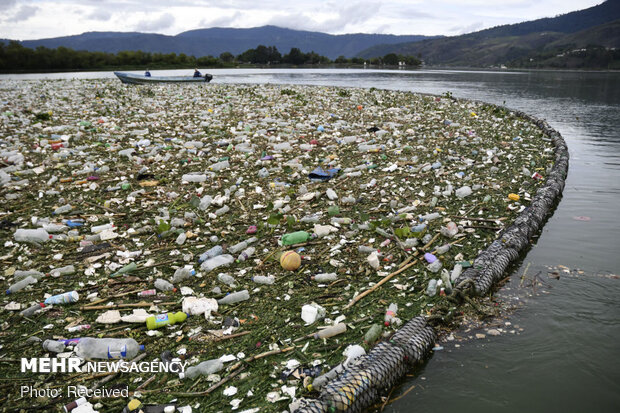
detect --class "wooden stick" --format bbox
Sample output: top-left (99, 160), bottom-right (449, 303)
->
top-left (344, 233), bottom-right (440, 310)
top-left (82, 288), bottom-right (144, 308)
top-left (80, 301), bottom-right (177, 310)
top-left (450, 215), bottom-right (507, 222)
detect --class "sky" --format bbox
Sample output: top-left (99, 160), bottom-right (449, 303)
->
top-left (0, 0), bottom-right (606, 40)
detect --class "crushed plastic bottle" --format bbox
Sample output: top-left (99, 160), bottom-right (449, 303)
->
top-left (179, 359), bottom-right (223, 380)
top-left (75, 337), bottom-right (144, 360)
top-left (14, 228), bottom-right (51, 243)
top-left (218, 290), bottom-right (250, 305)
top-left (201, 254), bottom-right (234, 272)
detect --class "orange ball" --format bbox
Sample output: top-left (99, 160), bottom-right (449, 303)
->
top-left (280, 250), bottom-right (301, 271)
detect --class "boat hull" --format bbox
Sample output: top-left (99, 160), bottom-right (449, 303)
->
top-left (114, 72), bottom-right (213, 84)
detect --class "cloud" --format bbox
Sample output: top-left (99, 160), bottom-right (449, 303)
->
top-left (0, 0), bottom-right (17, 12)
top-left (12, 5), bottom-right (39, 22)
top-left (448, 21), bottom-right (485, 35)
top-left (267, 1), bottom-right (381, 33)
top-left (88, 9), bottom-right (112, 21)
top-left (135, 12), bottom-right (175, 31)
top-left (200, 11), bottom-right (243, 28)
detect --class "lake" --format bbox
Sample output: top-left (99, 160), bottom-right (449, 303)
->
top-left (3, 68), bottom-right (619, 412)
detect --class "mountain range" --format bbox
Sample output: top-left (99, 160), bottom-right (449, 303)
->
top-left (3, 0), bottom-right (619, 68)
top-left (8, 26), bottom-right (436, 60)
top-left (357, 0), bottom-right (620, 67)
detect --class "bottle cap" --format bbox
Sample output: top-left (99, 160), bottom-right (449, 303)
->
top-left (6, 289), bottom-right (11, 294)
top-left (139, 345), bottom-right (145, 351)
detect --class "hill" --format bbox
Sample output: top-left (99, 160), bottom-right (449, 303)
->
top-left (357, 0), bottom-right (620, 67)
top-left (9, 26), bottom-right (437, 59)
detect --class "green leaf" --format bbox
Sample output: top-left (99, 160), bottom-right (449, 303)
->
top-left (286, 215), bottom-right (296, 229)
top-left (189, 195), bottom-right (200, 209)
top-left (157, 219), bottom-right (171, 234)
top-left (394, 227), bottom-right (411, 239)
top-left (267, 213), bottom-right (283, 226)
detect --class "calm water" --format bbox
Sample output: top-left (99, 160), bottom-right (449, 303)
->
top-left (3, 68), bottom-right (619, 412)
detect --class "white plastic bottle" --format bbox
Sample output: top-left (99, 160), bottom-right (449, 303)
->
top-left (179, 359), bottom-right (223, 379)
top-left (43, 340), bottom-right (66, 353)
top-left (209, 160), bottom-right (230, 171)
top-left (14, 270), bottom-right (45, 282)
top-left (171, 268), bottom-right (195, 283)
top-left (154, 278), bottom-right (175, 292)
top-left (198, 245), bottom-right (223, 263)
top-left (14, 228), bottom-right (51, 243)
top-left (237, 247), bottom-right (255, 262)
top-left (252, 275), bottom-right (275, 285)
top-left (314, 273), bottom-right (338, 282)
top-left (75, 337), bottom-right (144, 360)
top-left (6, 276), bottom-right (38, 294)
top-left (200, 254), bottom-right (234, 272)
top-left (218, 290), bottom-right (250, 305)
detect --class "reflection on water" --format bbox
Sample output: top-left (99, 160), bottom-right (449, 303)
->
top-left (2, 68), bottom-right (619, 412)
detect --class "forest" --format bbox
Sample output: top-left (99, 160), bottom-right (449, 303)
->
top-left (0, 41), bottom-right (421, 72)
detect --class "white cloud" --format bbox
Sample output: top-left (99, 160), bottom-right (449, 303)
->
top-left (135, 12), bottom-right (175, 32)
top-left (88, 9), bottom-right (112, 21)
top-left (200, 11), bottom-right (243, 28)
top-left (12, 5), bottom-right (38, 21)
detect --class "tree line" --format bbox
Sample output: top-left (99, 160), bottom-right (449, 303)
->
top-left (0, 41), bottom-right (421, 72)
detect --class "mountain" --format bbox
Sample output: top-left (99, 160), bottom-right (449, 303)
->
top-left (357, 0), bottom-right (620, 67)
top-left (11, 26), bottom-right (437, 59)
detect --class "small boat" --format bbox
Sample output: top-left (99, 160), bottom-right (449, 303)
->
top-left (114, 71), bottom-right (213, 85)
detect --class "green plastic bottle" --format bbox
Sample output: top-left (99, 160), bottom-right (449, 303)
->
top-left (364, 324), bottom-right (382, 344)
top-left (146, 312), bottom-right (188, 330)
top-left (281, 231), bottom-right (314, 246)
top-left (111, 262), bottom-right (137, 277)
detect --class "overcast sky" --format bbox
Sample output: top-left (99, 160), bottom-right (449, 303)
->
top-left (0, 0), bottom-right (605, 40)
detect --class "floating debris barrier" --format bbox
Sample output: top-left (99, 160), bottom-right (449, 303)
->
top-left (0, 80), bottom-right (563, 412)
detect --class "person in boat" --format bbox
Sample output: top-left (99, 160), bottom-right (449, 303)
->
top-left (193, 68), bottom-right (202, 78)
top-left (144, 69), bottom-right (151, 77)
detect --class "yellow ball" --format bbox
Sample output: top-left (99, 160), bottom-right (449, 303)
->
top-left (280, 250), bottom-right (301, 271)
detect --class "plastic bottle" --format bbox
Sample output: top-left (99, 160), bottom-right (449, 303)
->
top-left (198, 245), bottom-right (223, 263)
top-left (67, 324), bottom-right (91, 333)
top-left (217, 273), bottom-right (236, 286)
top-left (428, 260), bottom-right (442, 273)
top-left (364, 324), bottom-right (383, 344)
top-left (42, 223), bottom-right (68, 233)
top-left (314, 323), bottom-right (346, 339)
top-left (7, 276), bottom-right (38, 294)
top-left (91, 223), bottom-right (114, 234)
top-left (45, 291), bottom-right (79, 305)
top-left (218, 290), bottom-right (250, 305)
top-left (14, 270), bottom-right (45, 282)
top-left (21, 303), bottom-right (45, 317)
top-left (75, 337), bottom-right (144, 360)
top-left (50, 265), bottom-right (75, 277)
top-left (426, 279), bottom-right (438, 296)
top-left (43, 339), bottom-right (66, 353)
top-left (358, 246), bottom-right (376, 253)
top-left (175, 232), bottom-right (187, 245)
top-left (450, 264), bottom-right (463, 283)
top-left (300, 214), bottom-right (320, 223)
top-left (171, 268), bottom-right (195, 283)
top-left (146, 312), bottom-right (188, 330)
top-left (14, 228), bottom-right (51, 243)
top-left (111, 262), bottom-right (137, 277)
top-left (179, 359), bottom-right (223, 380)
top-left (228, 237), bottom-right (257, 254)
top-left (200, 254), bottom-right (234, 272)
top-left (214, 205), bottom-right (230, 216)
top-left (182, 174), bottom-right (207, 183)
top-left (53, 204), bottom-right (73, 215)
top-left (313, 273), bottom-right (337, 282)
top-left (326, 188), bottom-right (338, 200)
top-left (237, 247), bottom-right (255, 262)
top-left (154, 278), bottom-right (176, 292)
top-left (384, 303), bottom-right (398, 326)
top-left (341, 196), bottom-right (356, 204)
top-left (252, 275), bottom-right (275, 285)
top-left (330, 217), bottom-right (352, 225)
top-left (281, 231), bottom-right (314, 246)
top-left (137, 289), bottom-right (156, 297)
top-left (209, 160), bottom-right (229, 171)
top-left (455, 186), bottom-right (472, 198)
top-left (441, 270), bottom-right (453, 295)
